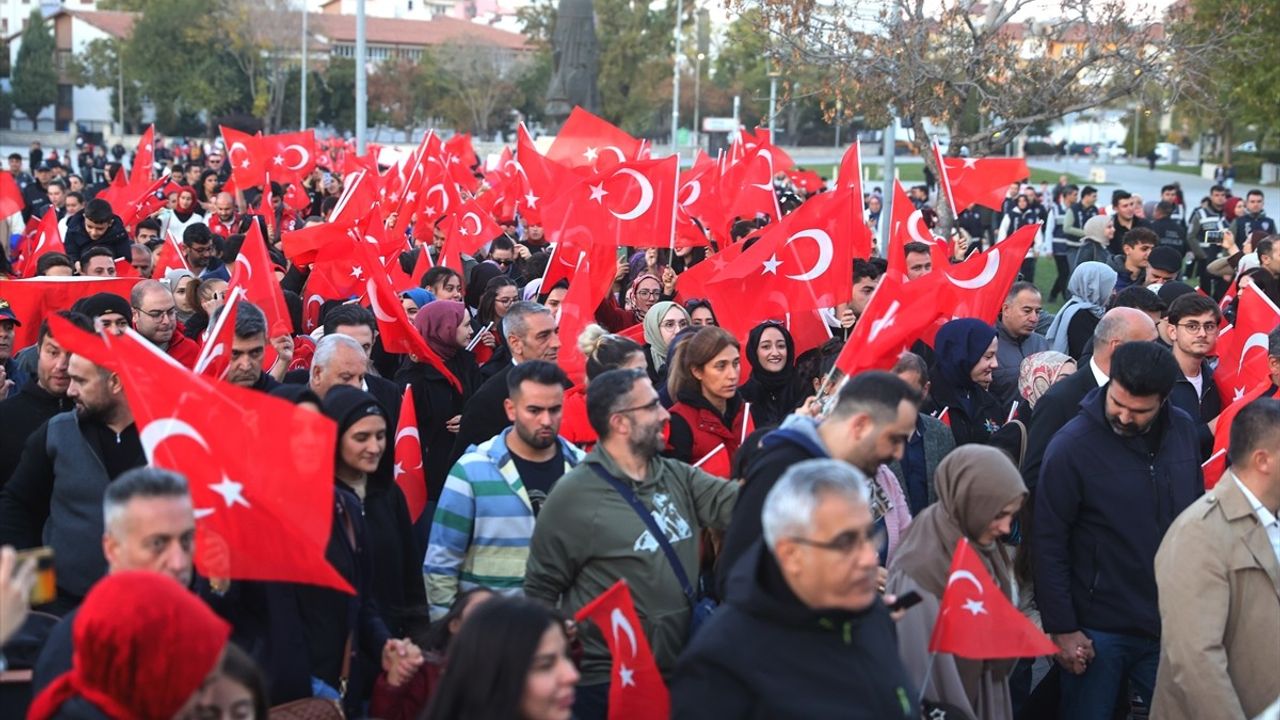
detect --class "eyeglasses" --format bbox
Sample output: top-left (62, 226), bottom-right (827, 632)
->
top-left (635, 289), bottom-right (662, 299)
top-left (1175, 321), bottom-right (1219, 334)
top-left (613, 398), bottom-right (662, 415)
top-left (495, 296), bottom-right (517, 306)
top-left (787, 527), bottom-right (886, 555)
top-left (660, 318), bottom-right (689, 331)
top-left (136, 306), bottom-right (178, 320)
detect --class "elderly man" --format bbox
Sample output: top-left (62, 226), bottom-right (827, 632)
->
top-left (1152, 399), bottom-right (1280, 719)
top-left (306, 333), bottom-right (369, 400)
top-left (672, 459), bottom-right (918, 719)
top-left (525, 368), bottom-right (738, 720)
top-left (130, 243), bottom-right (153, 279)
top-left (32, 467), bottom-right (197, 693)
top-left (992, 281), bottom-right (1049, 406)
top-left (131, 280), bottom-right (199, 368)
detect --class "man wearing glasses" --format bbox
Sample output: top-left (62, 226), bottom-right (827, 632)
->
top-left (1164, 293), bottom-right (1222, 459)
top-left (130, 280), bottom-right (200, 369)
top-left (525, 368), bottom-right (739, 720)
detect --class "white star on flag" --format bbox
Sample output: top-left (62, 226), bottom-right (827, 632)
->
top-left (868, 300), bottom-right (900, 342)
top-left (350, 266), bottom-right (364, 280)
top-left (388, 192), bottom-right (399, 203)
top-left (962, 157), bottom-right (978, 170)
top-left (761, 254), bottom-right (782, 275)
top-left (240, 159), bottom-right (251, 169)
top-left (962, 598), bottom-right (987, 616)
top-left (524, 191), bottom-right (539, 208)
top-left (393, 461), bottom-right (404, 479)
top-left (618, 664), bottom-right (636, 687)
top-left (210, 475), bottom-right (250, 508)
top-left (710, 256), bottom-right (728, 272)
top-left (1234, 386), bottom-right (1246, 402)
top-left (404, 190), bottom-right (417, 203)
top-left (583, 147), bottom-right (599, 163)
top-left (273, 155), bottom-right (285, 166)
top-left (588, 183), bottom-right (608, 203)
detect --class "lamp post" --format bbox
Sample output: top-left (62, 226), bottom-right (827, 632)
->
top-left (300, 7), bottom-right (308, 131)
top-left (693, 52), bottom-right (704, 150)
top-left (767, 58), bottom-right (781, 143)
top-left (355, 0), bottom-right (367, 154)
top-left (670, 0), bottom-right (683, 151)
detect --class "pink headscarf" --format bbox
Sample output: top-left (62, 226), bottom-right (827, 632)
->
top-left (1018, 351), bottom-right (1076, 410)
top-left (413, 300), bottom-right (467, 361)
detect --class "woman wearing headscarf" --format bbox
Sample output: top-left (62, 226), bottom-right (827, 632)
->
top-left (164, 186), bottom-right (206, 241)
top-left (642, 300), bottom-right (691, 386)
top-left (1017, 351), bottom-right (1076, 413)
top-left (738, 321), bottom-right (805, 428)
top-left (29, 571), bottom-right (230, 720)
top-left (594, 272), bottom-right (667, 332)
top-left (1070, 214), bottom-right (1114, 270)
top-left (925, 319), bottom-right (1004, 447)
top-left (397, 300), bottom-right (481, 505)
top-left (886, 446), bottom-right (1029, 720)
top-left (1045, 261), bottom-right (1118, 359)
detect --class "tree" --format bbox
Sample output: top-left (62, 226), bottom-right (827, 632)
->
top-left (11, 10), bottom-right (57, 129)
top-left (436, 43), bottom-right (530, 136)
top-left (214, 0), bottom-right (304, 133)
top-left (73, 37), bottom-right (144, 132)
top-left (316, 59), bottom-right (356, 133)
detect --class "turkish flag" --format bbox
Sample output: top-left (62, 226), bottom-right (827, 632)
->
top-left (1211, 284), bottom-right (1280, 406)
top-left (556, 234), bottom-right (620, 385)
top-left (282, 220), bottom-right (351, 267)
top-left (574, 579), bottom-right (669, 720)
top-left (934, 146), bottom-right (1030, 213)
top-left (735, 127), bottom-right (795, 172)
top-left (355, 239), bottom-right (462, 392)
top-left (936, 407), bottom-right (952, 427)
top-left (221, 126), bottom-right (267, 190)
top-left (0, 170), bottom-right (25, 219)
top-left (834, 271), bottom-right (950, 377)
top-left (95, 166), bottom-right (133, 217)
top-left (886, 181), bottom-right (946, 282)
top-left (837, 141), bottom-right (869, 234)
top-left (1203, 381), bottom-right (1277, 489)
top-left (546, 108), bottom-right (644, 174)
top-left (444, 198), bottom-right (504, 256)
top-left (0, 277), bottom-right (140, 349)
top-left (130, 125), bottom-right (156, 187)
top-left (152, 228), bottom-right (192, 279)
top-left (929, 537), bottom-right (1057, 659)
top-left (282, 181), bottom-right (311, 212)
top-left (516, 124), bottom-right (575, 225)
top-left (19, 208), bottom-right (64, 278)
top-left (786, 169), bottom-right (825, 194)
top-left (672, 238), bottom-right (753, 303)
top-left (445, 133), bottom-right (478, 172)
top-left (301, 271), bottom-right (344, 333)
top-left (114, 258), bottom-right (139, 278)
top-left (675, 152), bottom-right (722, 247)
top-left (49, 317), bottom-right (353, 592)
top-left (194, 287), bottom-right (245, 380)
top-left (229, 222), bottom-right (292, 337)
top-left (939, 223), bottom-right (1040, 327)
top-left (394, 385), bottom-right (428, 521)
top-left (543, 157), bottom-right (678, 252)
top-left (703, 187), bottom-right (866, 338)
top-left (720, 145), bottom-right (781, 224)
top-left (264, 130), bottom-right (318, 185)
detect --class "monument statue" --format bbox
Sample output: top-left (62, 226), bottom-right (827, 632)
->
top-left (544, 0), bottom-right (601, 128)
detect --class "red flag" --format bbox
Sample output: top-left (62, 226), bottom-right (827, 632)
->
top-left (444, 199), bottom-right (504, 256)
top-left (834, 271), bottom-right (950, 377)
top-left (264, 130), bottom-right (318, 185)
top-left (130, 125), bottom-right (156, 187)
top-left (282, 181), bottom-right (311, 212)
top-left (282, 220), bottom-right (351, 267)
top-left (194, 287), bottom-right (245, 380)
top-left (152, 228), bottom-right (191, 279)
top-left (119, 176), bottom-right (182, 231)
top-left (541, 157), bottom-right (678, 251)
top-left (674, 152), bottom-right (722, 247)
top-left (95, 166), bottom-right (132, 216)
top-left (939, 223), bottom-right (1040, 327)
top-left (394, 385), bottom-right (428, 521)
top-left (556, 233), bottom-right (620, 385)
top-left (19, 208), bottom-right (64, 278)
top-left (929, 537), bottom-right (1057, 659)
top-left (837, 141), bottom-right (868, 234)
top-left (356, 239), bottom-right (462, 392)
top-left (0, 277), bottom-right (140, 348)
top-left (113, 258), bottom-right (139, 278)
top-left (546, 108), bottom-right (644, 173)
top-left (720, 145), bottom-right (781, 224)
top-left (886, 181), bottom-right (942, 282)
top-left (221, 126), bottom-right (267, 190)
top-left (444, 133), bottom-right (478, 172)
top-left (574, 580), bottom-right (670, 720)
top-left (1211, 284), bottom-right (1280, 406)
top-left (516, 124), bottom-right (574, 225)
top-left (49, 317), bottom-right (354, 593)
top-left (937, 407), bottom-right (952, 428)
top-left (934, 147), bottom-right (1030, 214)
top-left (1203, 381), bottom-right (1275, 489)
top-left (230, 222), bottom-right (292, 337)
top-left (786, 169), bottom-right (825, 194)
top-left (0, 171), bottom-right (24, 219)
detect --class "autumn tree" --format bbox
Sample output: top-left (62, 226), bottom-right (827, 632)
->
top-left (214, 0), bottom-right (304, 133)
top-left (436, 43), bottom-right (530, 136)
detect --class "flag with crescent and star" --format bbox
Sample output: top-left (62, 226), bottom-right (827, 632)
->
top-left (674, 151), bottom-right (721, 247)
top-left (719, 143), bottom-right (782, 226)
top-left (194, 287), bottom-right (245, 380)
top-left (228, 222), bottom-right (292, 337)
top-left (886, 181), bottom-right (950, 282)
top-left (540, 156), bottom-right (679, 251)
top-left (929, 538), bottom-right (1056, 659)
top-left (574, 579), bottom-right (669, 720)
top-left (0, 277), bottom-right (140, 349)
top-left (932, 145), bottom-right (1030, 215)
top-left (47, 316), bottom-right (355, 594)
top-left (555, 233), bottom-right (620, 385)
top-left (833, 270), bottom-right (951, 378)
top-left (545, 107), bottom-right (645, 175)
top-left (394, 385), bottom-right (428, 521)
top-left (938, 223), bottom-right (1041, 329)
top-left (17, 206), bottom-right (64, 278)
top-left (129, 125), bottom-right (156, 187)
top-left (1202, 380), bottom-right (1278, 489)
top-left (0, 167), bottom-right (24, 220)
top-left (220, 125), bottom-right (268, 190)
top-left (1210, 284), bottom-right (1280, 408)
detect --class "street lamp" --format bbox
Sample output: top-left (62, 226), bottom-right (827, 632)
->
top-left (671, 0), bottom-right (684, 151)
top-left (767, 58), bottom-right (781, 143)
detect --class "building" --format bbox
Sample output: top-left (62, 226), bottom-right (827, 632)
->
top-left (5, 7), bottom-right (126, 131)
top-left (307, 11), bottom-right (528, 67)
top-left (316, 0), bottom-right (532, 35)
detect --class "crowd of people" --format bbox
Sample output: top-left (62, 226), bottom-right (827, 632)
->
top-left (0, 128), bottom-right (1278, 720)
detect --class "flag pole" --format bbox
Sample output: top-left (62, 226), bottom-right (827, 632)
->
top-left (917, 652), bottom-right (938, 706)
top-left (932, 141), bottom-right (958, 220)
top-left (669, 153), bottom-right (681, 253)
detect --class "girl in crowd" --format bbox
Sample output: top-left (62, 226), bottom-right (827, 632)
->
top-left (738, 321), bottom-right (805, 428)
top-left (166, 187), bottom-right (206, 240)
top-left (642, 301), bottom-right (691, 386)
top-left (400, 288), bottom-right (434, 323)
top-left (560, 325), bottom-right (646, 448)
top-left (684, 298), bottom-right (718, 327)
top-left (475, 275), bottom-right (519, 370)
top-left (925, 319), bottom-right (1004, 447)
top-left (424, 597), bottom-right (578, 720)
top-left (887, 446), bottom-right (1027, 720)
top-left (595, 272), bottom-right (667, 332)
top-left (197, 644), bottom-right (270, 720)
top-left (1045, 261), bottom-right (1117, 360)
top-left (666, 326), bottom-right (750, 479)
top-left (399, 300), bottom-right (481, 505)
top-left (167, 268), bottom-right (198, 324)
top-left (196, 168), bottom-right (222, 210)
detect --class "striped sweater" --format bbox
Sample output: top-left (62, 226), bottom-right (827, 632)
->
top-left (423, 428), bottom-right (586, 619)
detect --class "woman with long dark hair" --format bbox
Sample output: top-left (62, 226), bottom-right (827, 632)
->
top-left (424, 597), bottom-right (578, 720)
top-left (198, 643), bottom-right (270, 720)
top-left (665, 325), bottom-right (750, 479)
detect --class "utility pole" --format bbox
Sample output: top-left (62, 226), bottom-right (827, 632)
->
top-left (880, 116), bottom-right (896, 256)
top-left (300, 7), bottom-right (308, 130)
top-left (670, 0), bottom-right (684, 151)
top-left (116, 42), bottom-right (124, 136)
top-left (355, 0), bottom-right (368, 153)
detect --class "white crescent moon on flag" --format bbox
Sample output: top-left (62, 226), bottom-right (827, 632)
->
top-left (1240, 332), bottom-right (1269, 368)
top-left (752, 149), bottom-right (776, 191)
top-left (602, 146), bottom-right (627, 163)
top-left (947, 249), bottom-right (1001, 289)
top-left (284, 144), bottom-right (311, 172)
top-left (234, 255), bottom-right (253, 282)
top-left (464, 212), bottom-right (483, 236)
top-left (907, 209), bottom-right (932, 245)
top-left (396, 426), bottom-right (420, 445)
top-left (784, 230), bottom-right (834, 282)
top-left (947, 569), bottom-right (984, 594)
top-left (140, 418), bottom-right (210, 462)
top-left (609, 168), bottom-right (654, 221)
top-left (425, 184), bottom-right (450, 214)
top-left (229, 141), bottom-right (248, 165)
top-left (367, 279), bottom-right (397, 322)
top-left (194, 343), bottom-right (224, 374)
top-left (610, 608), bottom-right (638, 658)
top-left (680, 180), bottom-right (701, 208)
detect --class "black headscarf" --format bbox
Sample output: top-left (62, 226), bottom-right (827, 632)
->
top-left (738, 321), bottom-right (804, 428)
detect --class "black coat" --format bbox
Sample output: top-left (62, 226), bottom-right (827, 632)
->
top-left (0, 381), bottom-right (73, 489)
top-left (62, 213), bottom-right (131, 263)
top-left (672, 542), bottom-right (919, 720)
top-left (1168, 359), bottom-right (1219, 460)
top-left (348, 477), bottom-right (430, 640)
top-left (395, 352), bottom-right (480, 504)
top-left (450, 363), bottom-right (514, 465)
top-left (1020, 365), bottom-right (1100, 491)
top-left (921, 375), bottom-right (1004, 448)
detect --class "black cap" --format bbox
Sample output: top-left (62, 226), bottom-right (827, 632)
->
top-left (1157, 281), bottom-right (1197, 307)
top-left (1148, 246), bottom-right (1182, 273)
top-left (321, 385), bottom-right (387, 437)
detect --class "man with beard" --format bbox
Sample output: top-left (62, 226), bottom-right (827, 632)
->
top-left (0, 349), bottom-right (145, 614)
top-left (1035, 341), bottom-right (1202, 717)
top-left (424, 361), bottom-right (586, 619)
top-left (525, 368), bottom-right (739, 720)
top-left (131, 280), bottom-right (200, 369)
top-left (0, 312), bottom-right (86, 487)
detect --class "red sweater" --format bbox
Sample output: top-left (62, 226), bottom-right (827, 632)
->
top-left (166, 330), bottom-right (201, 369)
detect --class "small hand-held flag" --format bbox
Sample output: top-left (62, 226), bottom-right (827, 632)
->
top-left (575, 579), bottom-right (670, 720)
top-left (394, 385), bottom-right (428, 521)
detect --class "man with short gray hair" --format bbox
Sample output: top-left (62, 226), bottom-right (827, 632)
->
top-left (307, 333), bottom-right (369, 400)
top-left (452, 301), bottom-right (562, 461)
top-left (211, 300), bottom-right (289, 392)
top-left (672, 458), bottom-right (918, 718)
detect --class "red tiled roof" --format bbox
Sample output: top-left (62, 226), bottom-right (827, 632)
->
top-left (306, 13), bottom-right (529, 50)
top-left (64, 10), bottom-right (136, 40)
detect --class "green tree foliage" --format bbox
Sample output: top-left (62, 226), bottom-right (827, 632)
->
top-left (72, 38), bottom-right (145, 132)
top-left (316, 59), bottom-right (356, 133)
top-left (11, 10), bottom-right (57, 129)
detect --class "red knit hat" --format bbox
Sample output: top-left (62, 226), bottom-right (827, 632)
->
top-left (29, 571), bottom-right (231, 720)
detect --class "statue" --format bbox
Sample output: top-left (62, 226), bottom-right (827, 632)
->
top-left (544, 0), bottom-right (601, 128)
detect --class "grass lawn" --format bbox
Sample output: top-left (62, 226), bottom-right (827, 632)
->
top-left (802, 162), bottom-right (1089, 187)
top-left (1032, 256), bottom-right (1067, 314)
top-left (1156, 164), bottom-right (1203, 176)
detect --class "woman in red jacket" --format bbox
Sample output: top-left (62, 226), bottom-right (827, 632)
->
top-left (665, 326), bottom-right (751, 479)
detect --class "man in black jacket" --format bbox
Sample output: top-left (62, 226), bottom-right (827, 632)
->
top-left (718, 371), bottom-right (919, 595)
top-left (63, 198), bottom-right (131, 264)
top-left (1164, 293), bottom-right (1222, 458)
top-left (673, 459), bottom-right (918, 719)
top-left (451, 301), bottom-right (561, 462)
top-left (0, 312), bottom-right (87, 488)
top-left (1020, 307), bottom-right (1157, 490)
top-left (1034, 342), bottom-right (1203, 717)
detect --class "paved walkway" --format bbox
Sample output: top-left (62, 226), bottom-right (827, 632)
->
top-left (1027, 156), bottom-right (1221, 205)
